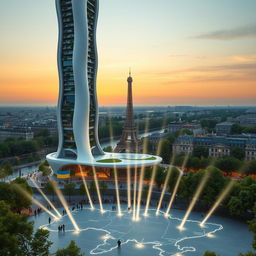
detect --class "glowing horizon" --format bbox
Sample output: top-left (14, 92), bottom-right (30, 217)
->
top-left (0, 0), bottom-right (255, 106)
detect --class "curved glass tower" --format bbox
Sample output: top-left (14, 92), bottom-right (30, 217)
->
top-left (47, 0), bottom-right (161, 177)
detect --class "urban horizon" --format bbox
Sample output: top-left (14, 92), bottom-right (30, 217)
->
top-left (0, 0), bottom-right (256, 106)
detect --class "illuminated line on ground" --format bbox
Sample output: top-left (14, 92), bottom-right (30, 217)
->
top-left (92, 166), bottom-right (104, 213)
top-left (156, 166), bottom-right (173, 215)
top-left (30, 178), bottom-right (62, 218)
top-left (165, 155), bottom-right (189, 216)
top-left (39, 207), bottom-right (223, 256)
top-left (13, 184), bottom-right (58, 219)
top-left (113, 167), bottom-right (122, 216)
top-left (132, 167), bottom-right (138, 220)
top-left (50, 180), bottom-right (80, 231)
top-left (78, 165), bottom-right (94, 209)
top-left (179, 171), bottom-right (210, 229)
top-left (200, 180), bottom-right (235, 226)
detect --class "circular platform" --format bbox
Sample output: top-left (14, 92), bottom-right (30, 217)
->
top-left (47, 152), bottom-right (162, 172)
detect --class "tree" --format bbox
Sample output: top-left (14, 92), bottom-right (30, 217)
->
top-left (215, 156), bottom-right (242, 173)
top-left (39, 163), bottom-right (51, 177)
top-left (186, 157), bottom-right (201, 170)
top-left (0, 200), bottom-right (33, 256)
top-left (168, 167), bottom-right (181, 192)
top-left (44, 181), bottom-right (55, 201)
top-left (159, 139), bottom-right (172, 164)
top-left (55, 240), bottom-right (83, 256)
top-left (231, 124), bottom-right (243, 134)
top-left (227, 196), bottom-right (244, 216)
top-left (193, 146), bottom-right (208, 158)
top-left (64, 183), bottom-right (76, 202)
top-left (0, 162), bottom-right (13, 181)
top-left (0, 201), bottom-right (52, 256)
top-left (204, 252), bottom-right (219, 256)
top-left (230, 147), bottom-right (245, 160)
top-left (154, 166), bottom-right (166, 188)
top-left (11, 178), bottom-right (33, 212)
top-left (99, 181), bottom-right (108, 193)
top-left (247, 160), bottom-right (256, 175)
top-left (30, 229), bottom-right (52, 256)
top-left (89, 181), bottom-right (97, 193)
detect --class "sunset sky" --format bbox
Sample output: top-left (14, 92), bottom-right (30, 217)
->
top-left (0, 0), bottom-right (255, 106)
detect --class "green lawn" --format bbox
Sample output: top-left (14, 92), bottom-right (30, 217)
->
top-left (96, 159), bottom-right (122, 163)
top-left (126, 156), bottom-right (157, 161)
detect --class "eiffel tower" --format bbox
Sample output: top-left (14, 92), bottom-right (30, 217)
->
top-left (115, 71), bottom-right (142, 153)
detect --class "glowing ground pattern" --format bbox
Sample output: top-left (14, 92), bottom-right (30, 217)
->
top-left (32, 205), bottom-right (252, 256)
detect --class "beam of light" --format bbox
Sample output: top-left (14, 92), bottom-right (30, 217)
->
top-left (143, 114), bottom-right (169, 216)
top-left (92, 166), bottom-right (104, 213)
top-left (132, 167), bottom-right (138, 221)
top-left (200, 179), bottom-right (235, 226)
top-left (78, 165), bottom-right (94, 210)
top-left (144, 141), bottom-right (164, 216)
top-left (107, 112), bottom-right (122, 215)
top-left (50, 180), bottom-right (80, 232)
top-left (135, 114), bottom-right (150, 220)
top-left (156, 166), bottom-right (173, 215)
top-left (144, 164), bottom-right (157, 216)
top-left (127, 165), bottom-right (131, 208)
top-left (165, 171), bottom-right (182, 217)
top-left (30, 178), bottom-right (62, 218)
top-left (165, 155), bottom-right (189, 217)
top-left (135, 165), bottom-right (145, 220)
top-left (178, 170), bottom-right (210, 229)
top-left (13, 184), bottom-right (58, 220)
top-left (113, 167), bottom-right (122, 216)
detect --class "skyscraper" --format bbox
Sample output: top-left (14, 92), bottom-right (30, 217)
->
top-left (115, 71), bottom-right (142, 153)
top-left (47, 0), bottom-right (161, 178)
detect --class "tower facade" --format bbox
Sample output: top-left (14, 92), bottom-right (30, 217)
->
top-left (55, 0), bottom-right (103, 161)
top-left (47, 0), bottom-right (162, 176)
top-left (115, 73), bottom-right (142, 153)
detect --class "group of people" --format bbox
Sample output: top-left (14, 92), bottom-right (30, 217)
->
top-left (34, 207), bottom-right (42, 216)
top-left (58, 224), bottom-right (65, 232)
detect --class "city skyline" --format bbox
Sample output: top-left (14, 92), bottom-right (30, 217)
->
top-left (0, 0), bottom-right (256, 106)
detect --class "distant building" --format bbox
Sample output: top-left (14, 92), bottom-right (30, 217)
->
top-left (173, 134), bottom-right (256, 161)
top-left (0, 128), bottom-right (34, 142)
top-left (215, 122), bottom-right (234, 135)
top-left (168, 121), bottom-right (204, 136)
top-left (236, 114), bottom-right (256, 127)
top-left (147, 132), bottom-right (168, 151)
top-left (172, 135), bottom-right (194, 155)
top-left (209, 144), bottom-right (230, 158)
top-left (245, 138), bottom-right (256, 161)
top-left (168, 121), bottom-right (185, 134)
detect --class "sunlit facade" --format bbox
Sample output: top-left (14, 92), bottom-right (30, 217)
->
top-left (47, 0), bottom-right (161, 178)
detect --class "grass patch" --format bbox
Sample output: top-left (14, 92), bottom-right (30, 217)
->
top-left (126, 156), bottom-right (157, 161)
top-left (96, 159), bottom-right (122, 163)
